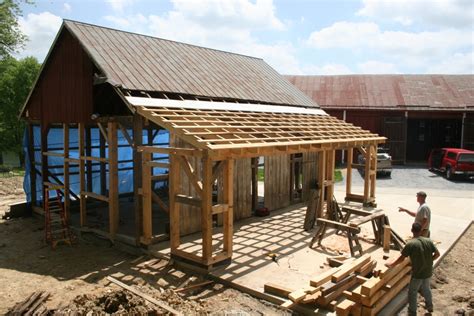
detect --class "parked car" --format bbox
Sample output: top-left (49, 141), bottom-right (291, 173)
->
top-left (428, 148), bottom-right (474, 179)
top-left (358, 147), bottom-right (392, 177)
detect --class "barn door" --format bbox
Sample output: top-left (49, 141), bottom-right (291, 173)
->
top-left (463, 116), bottom-right (474, 150)
top-left (382, 117), bottom-right (407, 164)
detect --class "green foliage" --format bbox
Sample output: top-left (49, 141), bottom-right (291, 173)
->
top-left (334, 169), bottom-right (343, 182)
top-left (0, 56), bottom-right (41, 162)
top-left (0, 0), bottom-right (29, 60)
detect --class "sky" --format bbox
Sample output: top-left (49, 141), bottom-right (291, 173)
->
top-left (15, 0), bottom-right (474, 75)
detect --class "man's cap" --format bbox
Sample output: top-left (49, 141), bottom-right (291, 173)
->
top-left (412, 222), bottom-right (422, 233)
top-left (416, 191), bottom-right (427, 197)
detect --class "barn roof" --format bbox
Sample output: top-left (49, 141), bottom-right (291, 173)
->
top-left (286, 75), bottom-right (474, 111)
top-left (64, 20), bottom-right (316, 108)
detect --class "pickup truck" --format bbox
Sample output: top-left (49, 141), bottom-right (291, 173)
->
top-left (428, 148), bottom-right (474, 180)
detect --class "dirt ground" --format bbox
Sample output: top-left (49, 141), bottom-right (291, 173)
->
top-left (1, 175), bottom-right (472, 315)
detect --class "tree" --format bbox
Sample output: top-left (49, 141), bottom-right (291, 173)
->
top-left (0, 56), bottom-right (41, 164)
top-left (0, 0), bottom-right (29, 60)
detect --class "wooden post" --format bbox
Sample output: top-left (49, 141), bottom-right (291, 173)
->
top-left (40, 123), bottom-right (49, 213)
top-left (108, 122), bottom-right (119, 238)
top-left (363, 146), bottom-right (371, 204)
top-left (383, 225), bottom-right (391, 251)
top-left (79, 123), bottom-right (86, 226)
top-left (85, 126), bottom-right (93, 192)
top-left (141, 151), bottom-right (152, 244)
top-left (370, 145), bottom-right (377, 201)
top-left (133, 115), bottom-right (143, 242)
top-left (317, 151), bottom-right (326, 218)
top-left (326, 150), bottom-right (335, 218)
top-left (169, 153), bottom-right (181, 251)
top-left (27, 123), bottom-right (37, 206)
top-left (251, 157), bottom-right (258, 212)
top-left (99, 127), bottom-right (107, 195)
top-left (63, 124), bottom-right (70, 221)
top-left (201, 154), bottom-right (213, 263)
top-left (223, 159), bottom-right (234, 256)
top-left (346, 148), bottom-right (353, 199)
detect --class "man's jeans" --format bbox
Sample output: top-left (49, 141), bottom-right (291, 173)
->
top-left (408, 277), bottom-right (433, 315)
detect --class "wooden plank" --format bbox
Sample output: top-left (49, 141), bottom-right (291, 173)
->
top-left (310, 268), bottom-right (340, 287)
top-left (383, 225), bottom-right (391, 251)
top-left (42, 151), bottom-right (64, 157)
top-left (133, 114), bottom-right (143, 242)
top-left (301, 291), bottom-right (322, 304)
top-left (151, 174), bottom-right (169, 181)
top-left (356, 259), bottom-right (377, 277)
top-left (201, 156), bottom-right (213, 263)
top-left (176, 155), bottom-right (203, 197)
top-left (336, 299), bottom-right (356, 316)
top-left (85, 127), bottom-right (93, 193)
top-left (361, 274), bottom-right (410, 316)
top-left (81, 191), bottom-right (109, 202)
top-left (108, 122), bottom-right (119, 238)
top-left (169, 153), bottom-right (181, 250)
top-left (106, 276), bottom-right (182, 315)
top-left (361, 257), bottom-right (409, 297)
top-left (348, 211), bottom-right (385, 227)
top-left (97, 122), bottom-right (108, 143)
top-left (63, 124), bottom-right (70, 221)
top-left (80, 156), bottom-right (109, 163)
top-left (118, 122), bottom-right (134, 147)
top-left (175, 194), bottom-right (202, 207)
top-left (317, 151), bottom-right (326, 218)
top-left (223, 159), bottom-right (234, 254)
top-left (211, 203), bottom-right (228, 215)
top-left (318, 275), bottom-right (359, 306)
top-left (139, 145), bottom-right (203, 157)
top-left (147, 161), bottom-right (170, 169)
top-left (151, 191), bottom-right (169, 213)
top-left (332, 254), bottom-right (371, 282)
top-left (79, 123), bottom-right (86, 227)
top-left (142, 152), bottom-right (152, 243)
top-left (316, 218), bottom-right (361, 234)
top-left (264, 283), bottom-right (294, 298)
top-left (361, 266), bottom-right (411, 307)
top-left (345, 148), bottom-right (353, 199)
top-left (174, 281), bottom-right (214, 293)
top-left (321, 274), bottom-right (356, 296)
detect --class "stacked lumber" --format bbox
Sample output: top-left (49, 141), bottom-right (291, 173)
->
top-left (6, 291), bottom-right (50, 316)
top-left (264, 255), bottom-right (411, 316)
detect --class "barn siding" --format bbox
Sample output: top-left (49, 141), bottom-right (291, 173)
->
top-left (302, 152), bottom-right (319, 201)
top-left (264, 155), bottom-right (291, 211)
top-left (25, 29), bottom-right (93, 123)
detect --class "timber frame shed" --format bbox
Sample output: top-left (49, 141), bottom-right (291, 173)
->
top-left (20, 20), bottom-right (385, 267)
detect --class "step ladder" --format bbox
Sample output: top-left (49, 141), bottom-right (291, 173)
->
top-left (44, 188), bottom-right (72, 249)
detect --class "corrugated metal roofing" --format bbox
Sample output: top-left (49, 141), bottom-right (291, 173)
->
top-left (286, 75), bottom-right (474, 110)
top-left (64, 20), bottom-right (317, 108)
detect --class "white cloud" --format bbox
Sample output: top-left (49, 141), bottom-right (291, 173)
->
top-left (304, 63), bottom-right (353, 75)
top-left (17, 12), bottom-right (62, 61)
top-left (103, 0), bottom-right (296, 73)
top-left (307, 21), bottom-right (472, 73)
top-left (357, 61), bottom-right (399, 74)
top-left (63, 3), bottom-right (72, 13)
top-left (427, 52), bottom-right (474, 74)
top-left (358, 0), bottom-right (474, 29)
top-left (106, 0), bottom-right (136, 13)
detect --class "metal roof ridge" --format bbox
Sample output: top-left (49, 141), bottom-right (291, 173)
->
top-left (63, 19), bottom-right (264, 61)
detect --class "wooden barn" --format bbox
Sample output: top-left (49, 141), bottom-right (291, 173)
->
top-left (20, 20), bottom-right (385, 267)
top-left (286, 75), bottom-right (474, 164)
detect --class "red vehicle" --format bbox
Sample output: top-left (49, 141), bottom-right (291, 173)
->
top-left (428, 148), bottom-right (474, 179)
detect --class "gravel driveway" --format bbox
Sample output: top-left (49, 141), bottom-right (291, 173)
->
top-left (336, 165), bottom-right (474, 191)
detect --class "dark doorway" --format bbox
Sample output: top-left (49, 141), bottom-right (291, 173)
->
top-left (407, 119), bottom-right (461, 161)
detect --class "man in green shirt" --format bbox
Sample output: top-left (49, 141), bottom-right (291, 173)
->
top-left (385, 222), bottom-right (440, 315)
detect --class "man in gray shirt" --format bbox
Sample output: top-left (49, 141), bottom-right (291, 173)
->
top-left (399, 191), bottom-right (431, 237)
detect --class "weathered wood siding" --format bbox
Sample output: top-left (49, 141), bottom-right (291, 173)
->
top-left (231, 158), bottom-right (252, 220)
top-left (264, 155), bottom-right (291, 210)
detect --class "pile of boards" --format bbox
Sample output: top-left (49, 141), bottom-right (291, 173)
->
top-left (6, 291), bottom-right (50, 316)
top-left (264, 254), bottom-right (411, 315)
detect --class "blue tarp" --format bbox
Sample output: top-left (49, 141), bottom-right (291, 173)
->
top-left (23, 126), bottom-right (169, 204)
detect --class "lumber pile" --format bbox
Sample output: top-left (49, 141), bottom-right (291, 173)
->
top-left (264, 254), bottom-right (412, 315)
top-left (6, 291), bottom-right (50, 316)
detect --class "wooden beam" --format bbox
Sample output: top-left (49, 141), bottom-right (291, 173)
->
top-left (78, 123), bottom-right (86, 227)
top-left (211, 161), bottom-right (223, 183)
top-left (176, 155), bottom-right (203, 197)
top-left (223, 159), bottom-right (234, 254)
top-left (151, 191), bottom-right (169, 213)
top-left (81, 191), bottom-right (109, 202)
top-left (27, 123), bottom-right (37, 206)
top-left (169, 153), bottom-right (181, 250)
top-left (345, 148), bottom-right (353, 199)
top-left (106, 276), bottom-right (182, 316)
top-left (118, 122), bottom-right (134, 147)
top-left (142, 151), bottom-right (152, 244)
top-left (97, 122), bottom-right (108, 144)
top-left (331, 254), bottom-right (371, 282)
top-left (175, 194), bottom-right (202, 207)
top-left (147, 161), bottom-right (170, 169)
top-left (139, 146), bottom-right (203, 157)
top-left (316, 218), bottom-right (361, 234)
top-left (99, 130), bottom-right (107, 195)
top-left (264, 283), bottom-right (294, 298)
top-left (85, 127), bottom-right (93, 193)
top-left (201, 155), bottom-right (213, 264)
top-left (211, 203), bottom-right (228, 215)
top-left (108, 122), bottom-right (119, 238)
top-left (310, 268), bottom-right (340, 287)
top-left (63, 124), bottom-right (70, 221)
top-left (317, 151), bottom-right (326, 218)
top-left (383, 225), bottom-right (391, 251)
top-left (133, 114), bottom-right (143, 242)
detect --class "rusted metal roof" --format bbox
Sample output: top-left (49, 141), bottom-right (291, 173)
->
top-left (286, 75), bottom-right (474, 111)
top-left (64, 20), bottom-right (317, 108)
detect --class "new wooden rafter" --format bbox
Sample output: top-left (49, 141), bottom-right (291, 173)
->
top-left (135, 105), bottom-right (385, 158)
